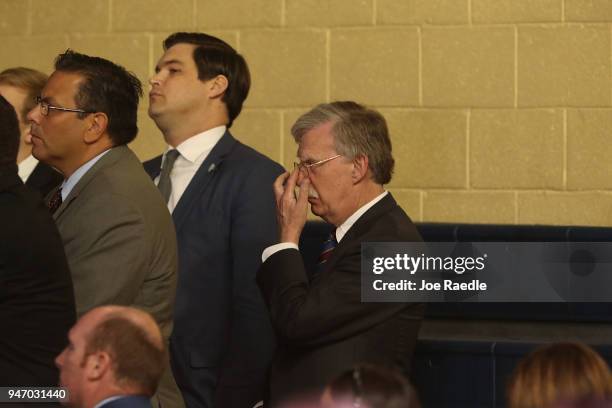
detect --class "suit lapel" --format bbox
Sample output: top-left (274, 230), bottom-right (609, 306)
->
top-left (53, 146), bottom-right (126, 220)
top-left (171, 131), bottom-right (237, 232)
top-left (320, 194), bottom-right (398, 274)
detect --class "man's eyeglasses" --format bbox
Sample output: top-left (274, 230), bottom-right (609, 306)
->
top-left (293, 154), bottom-right (341, 177)
top-left (35, 96), bottom-right (93, 116)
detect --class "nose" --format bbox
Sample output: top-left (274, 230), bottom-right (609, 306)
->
top-left (55, 349), bottom-right (65, 369)
top-left (149, 72), bottom-right (161, 87)
top-left (296, 166), bottom-right (310, 184)
top-left (26, 104), bottom-right (41, 124)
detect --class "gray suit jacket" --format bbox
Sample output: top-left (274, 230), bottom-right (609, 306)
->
top-left (50, 145), bottom-right (181, 407)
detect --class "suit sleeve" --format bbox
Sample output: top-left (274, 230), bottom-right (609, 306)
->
top-left (257, 235), bottom-right (413, 348)
top-left (60, 192), bottom-right (147, 316)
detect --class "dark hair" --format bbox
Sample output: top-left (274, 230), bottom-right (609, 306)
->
top-left (163, 32), bottom-right (250, 128)
top-left (85, 317), bottom-right (165, 396)
top-left (291, 101), bottom-right (395, 185)
top-left (0, 95), bottom-right (20, 175)
top-left (54, 50), bottom-right (143, 146)
top-left (327, 364), bottom-right (421, 408)
top-left (0, 67), bottom-right (48, 124)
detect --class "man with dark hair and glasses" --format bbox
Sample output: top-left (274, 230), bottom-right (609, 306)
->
top-left (257, 101), bottom-right (424, 404)
top-left (27, 50), bottom-right (182, 408)
top-left (143, 32), bottom-right (283, 408)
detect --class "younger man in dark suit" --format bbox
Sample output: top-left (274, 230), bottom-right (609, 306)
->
top-left (56, 306), bottom-right (165, 408)
top-left (258, 101), bottom-right (424, 404)
top-left (0, 67), bottom-right (62, 196)
top-left (145, 32), bottom-right (283, 408)
top-left (0, 94), bottom-right (75, 388)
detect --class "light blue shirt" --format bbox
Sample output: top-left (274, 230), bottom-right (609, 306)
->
top-left (60, 149), bottom-right (111, 201)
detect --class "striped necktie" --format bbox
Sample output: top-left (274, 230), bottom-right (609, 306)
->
top-left (47, 188), bottom-right (62, 214)
top-left (315, 230), bottom-right (337, 275)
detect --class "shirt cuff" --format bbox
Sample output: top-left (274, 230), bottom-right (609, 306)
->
top-left (262, 243), bottom-right (299, 263)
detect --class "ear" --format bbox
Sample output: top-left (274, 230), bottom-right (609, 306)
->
top-left (85, 351), bottom-right (112, 381)
top-left (83, 112), bottom-right (109, 144)
top-left (208, 74), bottom-right (228, 99)
top-left (351, 155), bottom-right (369, 184)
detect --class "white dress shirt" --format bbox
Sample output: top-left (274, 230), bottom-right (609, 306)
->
top-left (17, 154), bottom-right (39, 182)
top-left (154, 126), bottom-right (226, 213)
top-left (261, 191), bottom-right (389, 262)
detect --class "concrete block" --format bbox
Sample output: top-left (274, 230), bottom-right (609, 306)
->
top-left (286, 0), bottom-right (373, 27)
top-left (241, 30), bottom-right (327, 107)
top-left (518, 192), bottom-right (612, 226)
top-left (470, 109), bottom-right (563, 188)
top-left (518, 25), bottom-right (610, 106)
top-left (567, 109), bottom-right (612, 189)
top-left (112, 0), bottom-right (193, 32)
top-left (382, 109), bottom-right (468, 188)
top-left (423, 191), bottom-right (516, 224)
top-left (422, 27), bottom-right (514, 107)
top-left (196, 0), bottom-right (281, 28)
top-left (472, 0), bottom-right (561, 23)
top-left (377, 0), bottom-right (469, 24)
top-left (330, 28), bottom-right (419, 106)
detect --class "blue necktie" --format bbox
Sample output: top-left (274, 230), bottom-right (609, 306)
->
top-left (313, 230), bottom-right (337, 279)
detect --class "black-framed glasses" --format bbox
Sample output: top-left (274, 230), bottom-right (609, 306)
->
top-left (35, 96), bottom-right (93, 116)
top-left (293, 154), bottom-right (341, 177)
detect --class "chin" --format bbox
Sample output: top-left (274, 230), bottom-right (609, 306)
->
top-left (310, 205), bottom-right (325, 219)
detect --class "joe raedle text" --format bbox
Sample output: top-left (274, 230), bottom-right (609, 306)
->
top-left (372, 279), bottom-right (487, 292)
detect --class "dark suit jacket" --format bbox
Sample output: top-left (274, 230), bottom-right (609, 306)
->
top-left (25, 161), bottom-right (62, 198)
top-left (144, 131), bottom-right (284, 408)
top-left (100, 395), bottom-right (153, 408)
top-left (257, 193), bottom-right (425, 405)
top-left (0, 171), bottom-right (76, 387)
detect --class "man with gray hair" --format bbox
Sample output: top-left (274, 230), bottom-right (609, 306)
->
top-left (257, 101), bottom-right (424, 404)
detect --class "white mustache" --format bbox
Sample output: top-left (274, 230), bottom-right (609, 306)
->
top-left (293, 186), bottom-right (319, 199)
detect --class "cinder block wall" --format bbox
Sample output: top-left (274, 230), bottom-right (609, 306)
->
top-left (2, 0), bottom-right (611, 226)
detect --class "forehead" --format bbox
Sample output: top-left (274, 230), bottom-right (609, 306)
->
top-left (158, 43), bottom-right (198, 65)
top-left (0, 84), bottom-right (28, 108)
top-left (71, 310), bottom-right (104, 342)
top-left (43, 71), bottom-right (84, 103)
top-left (298, 121), bottom-right (337, 159)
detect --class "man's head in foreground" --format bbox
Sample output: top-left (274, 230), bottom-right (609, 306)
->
top-left (27, 50), bottom-right (142, 177)
top-left (291, 101), bottom-right (394, 227)
top-left (55, 306), bottom-right (164, 408)
top-left (320, 364), bottom-right (420, 408)
top-left (0, 67), bottom-right (48, 164)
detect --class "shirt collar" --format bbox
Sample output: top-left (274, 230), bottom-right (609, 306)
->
top-left (17, 154), bottom-right (39, 182)
top-left (335, 191), bottom-right (388, 243)
top-left (165, 126), bottom-right (226, 164)
top-left (92, 395), bottom-right (123, 408)
top-left (61, 149), bottom-right (111, 201)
